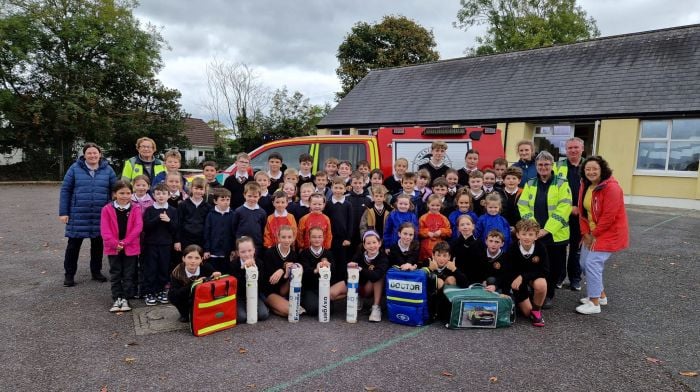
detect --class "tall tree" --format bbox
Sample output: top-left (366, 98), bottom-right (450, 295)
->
top-left (0, 0), bottom-right (188, 177)
top-left (335, 15), bottom-right (439, 100)
top-left (455, 0), bottom-right (600, 55)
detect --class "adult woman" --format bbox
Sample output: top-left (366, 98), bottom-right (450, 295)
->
top-left (120, 137), bottom-right (165, 184)
top-left (517, 151), bottom-right (572, 308)
top-left (59, 143), bottom-right (117, 287)
top-left (575, 156), bottom-right (629, 315)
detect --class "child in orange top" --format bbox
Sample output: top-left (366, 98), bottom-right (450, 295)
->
top-left (263, 191), bottom-right (298, 248)
top-left (418, 194), bottom-right (452, 261)
top-left (297, 192), bottom-right (332, 249)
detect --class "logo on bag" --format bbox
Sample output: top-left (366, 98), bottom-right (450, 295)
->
top-left (388, 279), bottom-right (422, 293)
top-left (396, 314), bottom-right (410, 322)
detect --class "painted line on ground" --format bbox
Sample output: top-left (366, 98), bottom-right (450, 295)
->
top-left (265, 326), bottom-right (428, 392)
top-left (642, 215), bottom-right (682, 232)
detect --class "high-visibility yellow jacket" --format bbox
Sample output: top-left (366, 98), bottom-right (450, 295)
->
top-left (121, 156), bottom-right (165, 183)
top-left (517, 173), bottom-right (572, 243)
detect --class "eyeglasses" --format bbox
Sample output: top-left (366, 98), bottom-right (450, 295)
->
top-left (537, 163), bottom-right (552, 167)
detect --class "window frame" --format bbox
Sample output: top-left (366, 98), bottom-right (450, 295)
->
top-left (635, 119), bottom-right (700, 176)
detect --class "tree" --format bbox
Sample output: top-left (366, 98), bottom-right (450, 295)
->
top-left (454, 0), bottom-right (600, 55)
top-left (0, 0), bottom-right (188, 178)
top-left (335, 15), bottom-right (439, 100)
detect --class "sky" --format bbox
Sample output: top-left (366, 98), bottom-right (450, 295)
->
top-left (134, 1), bottom-right (700, 123)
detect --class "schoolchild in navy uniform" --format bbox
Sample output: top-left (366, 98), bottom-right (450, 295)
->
top-left (289, 182), bottom-right (313, 222)
top-left (203, 188), bottom-right (236, 275)
top-left (383, 158), bottom-right (408, 196)
top-left (324, 177), bottom-right (353, 270)
top-left (430, 177), bottom-right (454, 218)
top-left (346, 171), bottom-right (372, 251)
top-left (501, 167), bottom-right (524, 230)
top-left (142, 183), bottom-right (179, 306)
top-left (347, 230), bottom-right (389, 322)
top-left (165, 171), bottom-right (187, 209)
top-left (232, 182), bottom-right (267, 254)
top-left (297, 153), bottom-right (315, 188)
top-left (223, 152), bottom-right (252, 211)
top-left (450, 214), bottom-right (482, 287)
top-left (427, 241), bottom-right (458, 320)
top-left (492, 158), bottom-right (509, 190)
top-left (418, 141), bottom-right (449, 186)
top-left (478, 230), bottom-right (511, 295)
top-left (388, 222), bottom-right (421, 270)
top-left (168, 245), bottom-right (221, 322)
top-left (466, 170), bottom-right (487, 216)
top-left (261, 225), bottom-right (298, 318)
top-left (298, 227), bottom-right (343, 316)
top-left (313, 171), bottom-right (332, 200)
top-left (230, 237), bottom-right (270, 323)
top-left (445, 169), bottom-right (461, 203)
top-left (202, 161), bottom-right (222, 205)
top-left (266, 152), bottom-right (285, 194)
top-left (254, 171), bottom-right (274, 215)
top-left (175, 177), bottom-right (211, 252)
top-left (393, 172), bottom-right (425, 216)
top-left (457, 149), bottom-right (480, 187)
top-left (507, 219), bottom-right (549, 327)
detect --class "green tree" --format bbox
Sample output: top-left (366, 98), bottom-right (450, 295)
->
top-left (455, 0), bottom-right (600, 55)
top-left (335, 15), bottom-right (439, 100)
top-left (0, 0), bottom-right (188, 178)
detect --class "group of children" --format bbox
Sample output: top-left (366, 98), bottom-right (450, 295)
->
top-left (101, 141), bottom-right (553, 327)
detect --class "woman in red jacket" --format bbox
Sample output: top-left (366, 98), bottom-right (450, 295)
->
top-left (575, 156), bottom-right (629, 315)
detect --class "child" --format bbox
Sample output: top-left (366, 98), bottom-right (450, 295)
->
top-left (467, 170), bottom-right (486, 216)
top-left (502, 167), bottom-right (524, 229)
top-left (431, 177), bottom-right (453, 217)
top-left (263, 191), bottom-right (298, 248)
top-left (493, 158), bottom-right (509, 189)
top-left (478, 230), bottom-right (510, 294)
top-left (383, 157), bottom-right (408, 196)
top-left (313, 171), bottom-right (332, 200)
top-left (324, 177), bottom-right (353, 269)
top-left (449, 190), bottom-right (479, 241)
top-left (388, 222), bottom-right (421, 270)
top-left (175, 177), bottom-right (211, 251)
top-left (483, 169), bottom-right (504, 198)
top-left (232, 182), bottom-right (267, 252)
top-left (154, 150), bottom-right (186, 190)
top-left (223, 152), bottom-right (252, 210)
top-left (445, 169), bottom-right (461, 199)
top-left (359, 185), bottom-right (392, 239)
top-left (165, 171), bottom-right (187, 208)
top-left (266, 152), bottom-right (284, 194)
top-left (337, 160), bottom-right (353, 185)
top-left (230, 236), bottom-right (270, 323)
top-left (450, 214), bottom-right (482, 287)
top-left (131, 175), bottom-right (154, 210)
top-left (297, 192), bottom-right (332, 250)
top-left (282, 181), bottom-right (298, 203)
top-left (476, 193), bottom-right (512, 249)
top-left (324, 157), bottom-right (339, 180)
top-left (299, 226), bottom-right (346, 316)
top-left (418, 141), bottom-right (449, 186)
top-left (348, 230), bottom-right (389, 322)
top-left (261, 225), bottom-right (298, 317)
top-left (289, 182), bottom-right (313, 222)
top-left (347, 171), bottom-right (371, 250)
top-left (142, 183), bottom-right (179, 306)
top-left (458, 149), bottom-right (480, 186)
top-left (383, 194), bottom-right (419, 250)
top-left (419, 195), bottom-right (452, 261)
top-left (368, 168), bottom-right (389, 203)
top-left (356, 159), bottom-right (371, 186)
top-left (283, 168), bottom-right (299, 187)
top-left (394, 172), bottom-right (424, 215)
top-left (101, 180), bottom-right (143, 312)
top-left (297, 153), bottom-right (315, 187)
top-left (415, 169), bottom-right (433, 202)
top-left (202, 161), bottom-right (222, 200)
top-left (203, 188), bottom-right (236, 275)
top-left (168, 244), bottom-right (221, 322)
top-left (508, 219), bottom-right (549, 327)
top-left (428, 241), bottom-right (457, 289)
top-left (254, 170), bottom-right (274, 215)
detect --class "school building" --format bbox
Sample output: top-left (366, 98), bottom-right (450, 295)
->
top-left (317, 24), bottom-right (700, 209)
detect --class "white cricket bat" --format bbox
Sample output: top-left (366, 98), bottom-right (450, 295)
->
top-left (318, 266), bottom-right (331, 323)
top-left (346, 266), bottom-right (360, 323)
top-left (288, 264), bottom-right (303, 323)
top-left (245, 265), bottom-right (258, 324)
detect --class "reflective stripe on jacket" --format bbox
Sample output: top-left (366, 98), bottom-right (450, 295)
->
top-left (517, 174), bottom-right (572, 243)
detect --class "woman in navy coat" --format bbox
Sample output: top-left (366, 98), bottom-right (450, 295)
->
top-left (59, 143), bottom-right (116, 287)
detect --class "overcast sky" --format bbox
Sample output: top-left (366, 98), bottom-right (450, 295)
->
top-left (134, 1), bottom-right (700, 122)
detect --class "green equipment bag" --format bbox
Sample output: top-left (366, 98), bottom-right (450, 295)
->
top-left (443, 284), bottom-right (515, 328)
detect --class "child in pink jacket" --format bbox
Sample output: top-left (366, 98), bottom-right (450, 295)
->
top-left (101, 180), bottom-right (143, 313)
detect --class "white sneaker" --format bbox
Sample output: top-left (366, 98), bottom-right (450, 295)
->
top-left (369, 305), bottom-right (382, 322)
top-left (109, 298), bottom-right (122, 312)
top-left (120, 299), bottom-right (131, 312)
top-left (576, 302), bottom-right (601, 315)
top-left (580, 297), bottom-right (608, 306)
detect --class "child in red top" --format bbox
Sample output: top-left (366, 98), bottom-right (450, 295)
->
top-left (297, 192), bottom-right (332, 249)
top-left (418, 194), bottom-right (452, 261)
top-left (263, 191), bottom-right (298, 248)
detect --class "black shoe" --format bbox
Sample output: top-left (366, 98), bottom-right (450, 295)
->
top-left (542, 298), bottom-right (553, 309)
top-left (91, 273), bottom-right (108, 282)
top-left (63, 277), bottom-right (75, 287)
top-left (178, 316), bottom-right (189, 323)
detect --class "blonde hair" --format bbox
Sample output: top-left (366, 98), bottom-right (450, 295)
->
top-left (136, 137), bottom-right (156, 151)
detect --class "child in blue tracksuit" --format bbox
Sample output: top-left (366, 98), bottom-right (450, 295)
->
top-left (475, 193), bottom-right (511, 249)
top-left (383, 194), bottom-right (419, 250)
top-left (449, 191), bottom-right (479, 241)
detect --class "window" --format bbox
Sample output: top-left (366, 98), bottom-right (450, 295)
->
top-left (249, 144), bottom-right (310, 172)
top-left (317, 143), bottom-right (366, 168)
top-left (356, 128), bottom-right (372, 135)
top-left (636, 119), bottom-right (700, 172)
top-left (329, 129), bottom-right (350, 135)
top-left (534, 124), bottom-right (573, 161)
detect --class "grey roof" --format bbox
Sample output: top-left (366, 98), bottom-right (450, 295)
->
top-left (319, 24), bottom-right (700, 128)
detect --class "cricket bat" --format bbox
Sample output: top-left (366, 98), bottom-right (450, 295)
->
top-left (288, 264), bottom-right (303, 323)
top-left (318, 266), bottom-right (331, 323)
top-left (346, 266), bottom-right (360, 323)
top-left (245, 265), bottom-right (258, 324)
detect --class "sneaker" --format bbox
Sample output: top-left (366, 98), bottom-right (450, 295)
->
top-left (542, 298), bottom-right (553, 309)
top-left (63, 277), bottom-right (75, 287)
top-left (91, 273), bottom-right (108, 282)
top-left (299, 306), bottom-right (307, 316)
top-left (530, 310), bottom-right (545, 327)
top-left (145, 294), bottom-right (157, 306)
top-left (580, 297), bottom-right (608, 306)
top-left (158, 291), bottom-right (169, 304)
top-left (576, 302), bottom-right (601, 314)
top-left (369, 305), bottom-right (382, 322)
top-left (120, 299), bottom-right (132, 312)
top-left (570, 283), bottom-right (582, 291)
top-left (109, 298), bottom-right (123, 312)
top-left (555, 281), bottom-right (564, 289)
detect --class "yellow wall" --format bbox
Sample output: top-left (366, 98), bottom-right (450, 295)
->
top-left (596, 119), bottom-right (638, 194)
top-left (503, 122), bottom-right (534, 164)
top-left (317, 128), bottom-right (330, 135)
top-left (631, 176), bottom-right (699, 199)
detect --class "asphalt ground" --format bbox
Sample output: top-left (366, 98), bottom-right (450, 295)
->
top-left (0, 184), bottom-right (698, 391)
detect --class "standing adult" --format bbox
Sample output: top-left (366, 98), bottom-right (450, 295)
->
top-left (511, 140), bottom-right (537, 187)
top-left (575, 156), bottom-right (629, 315)
top-left (121, 137), bottom-right (165, 185)
top-left (518, 151), bottom-right (572, 308)
top-left (555, 137), bottom-right (584, 291)
top-left (59, 143), bottom-right (117, 287)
